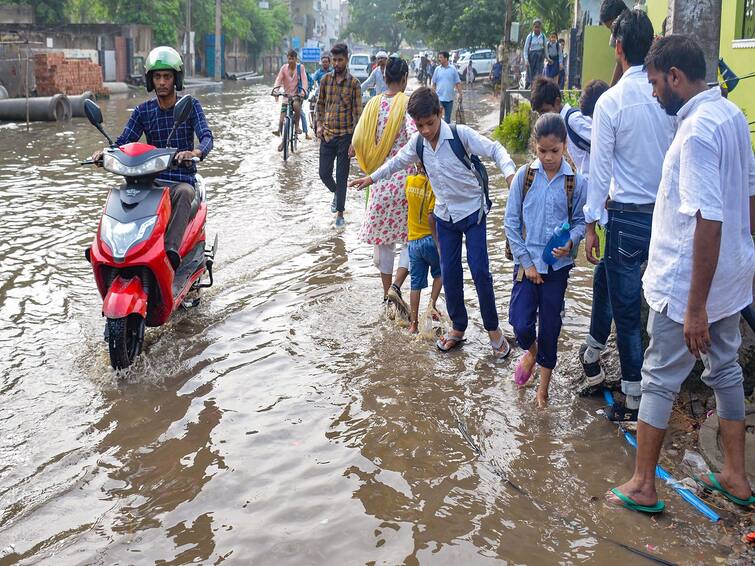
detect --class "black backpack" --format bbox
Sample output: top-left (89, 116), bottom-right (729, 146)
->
top-left (564, 108), bottom-right (591, 153)
top-left (415, 124), bottom-right (490, 224)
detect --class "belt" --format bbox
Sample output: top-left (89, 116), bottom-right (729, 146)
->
top-left (606, 200), bottom-right (654, 214)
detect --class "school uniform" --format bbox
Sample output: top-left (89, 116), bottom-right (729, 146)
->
top-left (639, 87), bottom-right (755, 429)
top-left (559, 103), bottom-right (592, 176)
top-left (371, 121), bottom-right (516, 333)
top-left (583, 65), bottom-right (676, 398)
top-left (504, 160), bottom-right (587, 369)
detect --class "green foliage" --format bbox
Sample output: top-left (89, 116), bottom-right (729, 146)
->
top-left (399, 0), bottom-right (511, 50)
top-left (1, 0), bottom-right (68, 24)
top-left (346, 0), bottom-right (411, 52)
top-left (561, 89), bottom-right (580, 108)
top-left (493, 102), bottom-right (532, 154)
top-left (519, 0), bottom-right (573, 35)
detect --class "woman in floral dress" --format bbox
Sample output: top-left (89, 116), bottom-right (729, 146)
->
top-left (354, 58), bottom-right (416, 312)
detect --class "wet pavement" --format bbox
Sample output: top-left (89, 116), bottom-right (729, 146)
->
top-left (0, 82), bottom-right (738, 564)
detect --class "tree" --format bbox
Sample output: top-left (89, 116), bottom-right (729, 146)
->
top-left (519, 0), bottom-right (573, 34)
top-left (399, 0), bottom-right (511, 49)
top-left (1, 0), bottom-right (69, 24)
top-left (346, 0), bottom-right (408, 52)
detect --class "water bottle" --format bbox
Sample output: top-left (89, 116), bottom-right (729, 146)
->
top-left (542, 222), bottom-right (571, 266)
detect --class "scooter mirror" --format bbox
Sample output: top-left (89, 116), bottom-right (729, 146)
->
top-left (84, 99), bottom-right (103, 126)
top-left (173, 95), bottom-right (193, 125)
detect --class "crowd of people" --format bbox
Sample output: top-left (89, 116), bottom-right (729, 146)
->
top-left (271, 3), bottom-right (754, 516)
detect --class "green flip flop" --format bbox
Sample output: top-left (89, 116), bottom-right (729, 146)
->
top-left (609, 488), bottom-right (666, 514)
top-left (696, 473), bottom-right (755, 507)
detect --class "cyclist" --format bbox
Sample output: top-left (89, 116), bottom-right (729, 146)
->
top-left (273, 49), bottom-right (308, 152)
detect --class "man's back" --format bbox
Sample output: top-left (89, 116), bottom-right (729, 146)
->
top-left (589, 66), bottom-right (676, 204)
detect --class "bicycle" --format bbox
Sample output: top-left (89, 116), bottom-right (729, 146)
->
top-left (272, 86), bottom-right (306, 161)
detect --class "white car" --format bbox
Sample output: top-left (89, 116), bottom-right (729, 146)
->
top-left (349, 53), bottom-right (372, 81)
top-left (455, 49), bottom-right (497, 82)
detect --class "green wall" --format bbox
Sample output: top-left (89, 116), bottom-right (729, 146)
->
top-left (720, 0), bottom-right (755, 141)
top-left (581, 25), bottom-right (615, 85)
top-left (646, 0), bottom-right (667, 31)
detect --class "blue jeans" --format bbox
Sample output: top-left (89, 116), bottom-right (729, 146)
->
top-left (408, 235), bottom-right (441, 290)
top-left (604, 209), bottom-right (653, 395)
top-left (588, 259), bottom-right (613, 346)
top-left (441, 100), bottom-right (453, 123)
top-left (435, 210), bottom-right (498, 333)
top-left (509, 265), bottom-right (570, 369)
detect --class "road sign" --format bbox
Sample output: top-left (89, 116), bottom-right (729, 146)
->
top-left (301, 47), bottom-right (321, 63)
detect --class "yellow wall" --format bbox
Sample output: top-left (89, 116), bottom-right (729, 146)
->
top-left (646, 0), bottom-right (667, 31)
top-left (720, 0), bottom-right (755, 141)
top-left (581, 25), bottom-right (616, 84)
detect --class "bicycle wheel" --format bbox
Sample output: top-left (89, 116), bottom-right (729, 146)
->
top-left (291, 122), bottom-right (297, 154)
top-left (282, 116), bottom-right (290, 161)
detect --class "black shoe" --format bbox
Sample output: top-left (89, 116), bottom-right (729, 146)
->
top-left (606, 402), bottom-right (638, 423)
top-left (166, 249), bottom-right (181, 271)
top-left (579, 343), bottom-right (606, 386)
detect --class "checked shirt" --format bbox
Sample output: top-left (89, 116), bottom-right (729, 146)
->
top-left (116, 96), bottom-right (213, 186)
top-left (316, 70), bottom-right (362, 141)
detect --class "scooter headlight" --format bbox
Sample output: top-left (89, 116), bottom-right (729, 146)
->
top-left (103, 153), bottom-right (172, 177)
top-left (100, 215), bottom-right (157, 261)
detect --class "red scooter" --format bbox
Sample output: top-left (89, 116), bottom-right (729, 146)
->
top-left (82, 96), bottom-right (217, 370)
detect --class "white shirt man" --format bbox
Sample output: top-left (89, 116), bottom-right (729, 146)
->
top-left (584, 65), bottom-right (676, 225)
top-left (559, 103), bottom-right (593, 176)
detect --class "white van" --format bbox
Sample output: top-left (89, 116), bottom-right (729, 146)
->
top-left (349, 53), bottom-right (372, 81)
top-left (455, 49), bottom-right (497, 82)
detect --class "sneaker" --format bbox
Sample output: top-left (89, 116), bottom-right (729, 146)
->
top-left (331, 195), bottom-right (337, 213)
top-left (606, 402), bottom-right (638, 423)
top-left (579, 343), bottom-right (606, 386)
top-left (335, 216), bottom-right (345, 228)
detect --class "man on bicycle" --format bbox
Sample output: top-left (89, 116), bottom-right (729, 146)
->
top-left (273, 49), bottom-right (308, 152)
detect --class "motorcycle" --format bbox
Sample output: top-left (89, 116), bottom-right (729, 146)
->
top-left (81, 96), bottom-right (217, 370)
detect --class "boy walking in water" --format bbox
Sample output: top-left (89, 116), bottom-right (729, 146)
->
top-left (317, 43), bottom-right (362, 227)
top-left (351, 87), bottom-right (516, 358)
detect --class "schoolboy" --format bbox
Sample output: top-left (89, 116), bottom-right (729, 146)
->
top-left (350, 87), bottom-right (516, 358)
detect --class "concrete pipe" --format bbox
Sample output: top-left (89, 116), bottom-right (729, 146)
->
top-left (102, 82), bottom-right (130, 95)
top-left (0, 94), bottom-right (72, 122)
top-left (0, 85), bottom-right (8, 100)
top-left (69, 91), bottom-right (95, 118)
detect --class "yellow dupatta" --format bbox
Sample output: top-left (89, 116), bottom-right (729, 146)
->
top-left (352, 92), bottom-right (409, 174)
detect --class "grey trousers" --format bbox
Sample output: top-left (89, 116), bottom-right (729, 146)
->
top-left (639, 307), bottom-right (745, 429)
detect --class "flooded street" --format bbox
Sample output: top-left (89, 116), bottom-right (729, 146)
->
top-left (0, 82), bottom-right (733, 564)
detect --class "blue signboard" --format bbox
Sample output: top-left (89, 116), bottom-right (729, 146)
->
top-left (291, 36), bottom-right (301, 49)
top-left (301, 47), bottom-right (321, 63)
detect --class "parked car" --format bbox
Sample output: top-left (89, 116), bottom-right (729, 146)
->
top-left (455, 49), bottom-right (496, 82)
top-left (349, 53), bottom-right (372, 81)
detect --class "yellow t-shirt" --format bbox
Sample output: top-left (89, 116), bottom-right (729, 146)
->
top-left (405, 175), bottom-right (435, 241)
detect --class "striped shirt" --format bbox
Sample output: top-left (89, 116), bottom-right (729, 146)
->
top-left (316, 70), bottom-right (362, 141)
top-left (116, 96), bottom-right (213, 186)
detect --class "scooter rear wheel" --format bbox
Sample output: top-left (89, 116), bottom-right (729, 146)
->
top-left (107, 314), bottom-right (145, 370)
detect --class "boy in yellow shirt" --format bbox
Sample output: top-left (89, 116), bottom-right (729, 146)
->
top-left (406, 176), bottom-right (443, 334)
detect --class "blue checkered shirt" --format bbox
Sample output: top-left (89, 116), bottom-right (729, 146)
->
top-left (116, 96), bottom-right (213, 186)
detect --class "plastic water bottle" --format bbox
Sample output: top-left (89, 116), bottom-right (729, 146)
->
top-left (542, 222), bottom-right (571, 266)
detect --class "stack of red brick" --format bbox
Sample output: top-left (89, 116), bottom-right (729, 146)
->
top-left (34, 52), bottom-right (110, 97)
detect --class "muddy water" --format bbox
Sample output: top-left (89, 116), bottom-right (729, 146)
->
top-left (0, 83), bottom-right (729, 565)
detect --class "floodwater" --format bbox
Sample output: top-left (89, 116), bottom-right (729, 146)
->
top-left (0, 82), bottom-right (734, 565)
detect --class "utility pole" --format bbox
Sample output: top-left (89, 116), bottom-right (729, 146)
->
top-left (667, 0), bottom-right (722, 83)
top-left (185, 0), bottom-right (192, 77)
top-left (498, 0), bottom-right (513, 124)
top-left (214, 0), bottom-right (222, 82)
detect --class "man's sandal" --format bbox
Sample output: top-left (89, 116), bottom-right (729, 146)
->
top-left (437, 333), bottom-right (465, 352)
top-left (607, 488), bottom-right (665, 514)
top-left (695, 473), bottom-right (755, 507)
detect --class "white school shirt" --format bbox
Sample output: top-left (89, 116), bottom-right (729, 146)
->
top-left (560, 103), bottom-right (592, 176)
top-left (584, 65), bottom-right (677, 225)
top-left (371, 121), bottom-right (516, 223)
top-left (643, 87), bottom-right (755, 324)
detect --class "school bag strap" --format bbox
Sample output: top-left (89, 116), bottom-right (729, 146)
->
top-left (564, 108), bottom-right (591, 153)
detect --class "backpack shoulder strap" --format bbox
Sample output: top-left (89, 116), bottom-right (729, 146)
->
top-left (564, 108), bottom-right (591, 153)
top-left (564, 174), bottom-right (576, 223)
top-left (448, 124), bottom-right (471, 169)
top-left (415, 134), bottom-right (425, 169)
top-left (519, 164), bottom-right (537, 240)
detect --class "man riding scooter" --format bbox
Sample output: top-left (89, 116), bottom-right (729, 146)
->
top-left (92, 46), bottom-right (213, 271)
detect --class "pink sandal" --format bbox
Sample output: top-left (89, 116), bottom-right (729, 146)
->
top-left (514, 355), bottom-right (534, 386)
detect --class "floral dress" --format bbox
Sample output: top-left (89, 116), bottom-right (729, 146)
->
top-left (357, 94), bottom-right (417, 246)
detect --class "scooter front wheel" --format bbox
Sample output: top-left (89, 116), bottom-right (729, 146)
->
top-left (107, 314), bottom-right (145, 370)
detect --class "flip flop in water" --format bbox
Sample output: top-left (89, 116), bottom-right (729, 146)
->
top-left (513, 355), bottom-right (534, 386)
top-left (436, 333), bottom-right (465, 352)
top-left (606, 488), bottom-right (665, 514)
top-left (490, 330), bottom-right (511, 361)
top-left (695, 473), bottom-right (755, 507)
